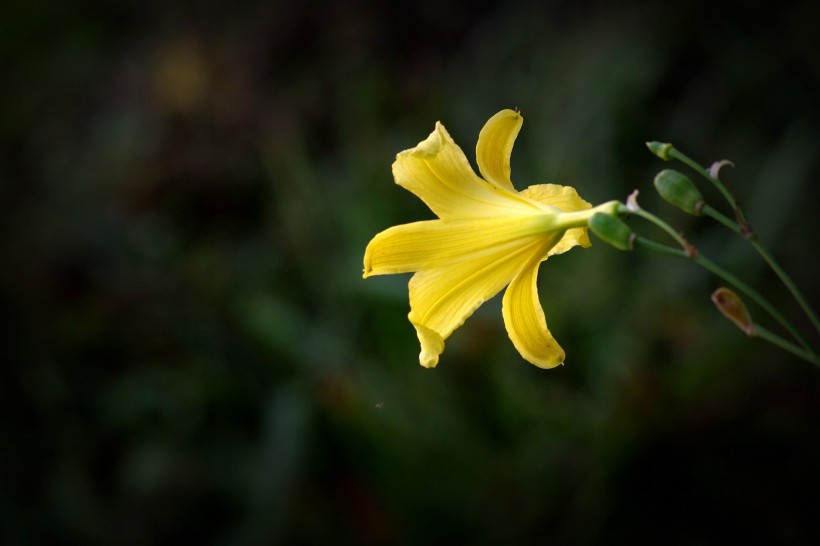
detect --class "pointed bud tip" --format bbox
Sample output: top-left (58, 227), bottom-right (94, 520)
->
top-left (646, 141), bottom-right (674, 160)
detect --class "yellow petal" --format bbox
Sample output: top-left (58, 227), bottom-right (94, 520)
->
top-left (408, 236), bottom-right (558, 366)
top-left (363, 214), bottom-right (558, 277)
top-left (414, 323), bottom-right (445, 368)
top-left (476, 109), bottom-right (522, 191)
top-left (502, 255), bottom-right (565, 368)
top-left (521, 184), bottom-right (592, 256)
top-left (519, 183), bottom-right (592, 212)
top-left (547, 227), bottom-right (591, 256)
top-left (392, 121), bottom-right (538, 219)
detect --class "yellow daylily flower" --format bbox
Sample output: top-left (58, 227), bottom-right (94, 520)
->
top-left (364, 109), bottom-right (618, 369)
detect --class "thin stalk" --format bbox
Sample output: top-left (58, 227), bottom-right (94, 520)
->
top-left (701, 205), bottom-right (739, 233)
top-left (694, 254), bottom-right (814, 357)
top-left (702, 205), bottom-right (820, 336)
top-left (669, 147), bottom-right (744, 222)
top-left (748, 240), bottom-right (820, 335)
top-left (632, 237), bottom-right (819, 366)
top-left (630, 209), bottom-right (817, 359)
top-left (754, 324), bottom-right (820, 366)
top-left (629, 208), bottom-right (688, 248)
top-left (633, 236), bottom-right (686, 258)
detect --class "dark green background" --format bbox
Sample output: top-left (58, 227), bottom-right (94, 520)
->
top-left (3, 1), bottom-right (820, 544)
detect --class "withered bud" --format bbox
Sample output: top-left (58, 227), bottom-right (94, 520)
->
top-left (711, 287), bottom-right (756, 336)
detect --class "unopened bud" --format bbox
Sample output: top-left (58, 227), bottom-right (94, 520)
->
top-left (588, 213), bottom-right (635, 251)
top-left (711, 287), bottom-right (755, 336)
top-left (646, 141), bottom-right (673, 161)
top-left (654, 169), bottom-right (706, 215)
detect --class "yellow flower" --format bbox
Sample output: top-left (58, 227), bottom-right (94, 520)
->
top-left (363, 110), bottom-right (618, 369)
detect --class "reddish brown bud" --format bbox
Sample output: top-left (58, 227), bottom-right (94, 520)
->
top-left (711, 287), bottom-right (755, 336)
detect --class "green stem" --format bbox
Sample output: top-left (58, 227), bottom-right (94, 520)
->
top-left (694, 254), bottom-right (814, 356)
top-left (628, 210), bottom-right (817, 361)
top-left (647, 143), bottom-right (820, 362)
top-left (701, 205), bottom-right (738, 233)
top-left (629, 208), bottom-right (689, 248)
top-left (669, 148), bottom-right (745, 223)
top-left (633, 236), bottom-right (686, 258)
top-left (754, 324), bottom-right (820, 367)
top-left (703, 205), bottom-right (820, 336)
top-left (633, 236), bottom-right (818, 365)
top-left (749, 240), bottom-right (820, 335)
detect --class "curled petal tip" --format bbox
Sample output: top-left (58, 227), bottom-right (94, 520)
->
top-left (419, 351), bottom-right (439, 368)
top-left (476, 109), bottom-right (524, 190)
top-left (626, 190), bottom-right (641, 212)
top-left (414, 322), bottom-right (444, 368)
top-left (401, 123), bottom-right (446, 159)
top-left (707, 159), bottom-right (734, 180)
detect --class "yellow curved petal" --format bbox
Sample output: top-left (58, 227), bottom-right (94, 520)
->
top-left (392, 121), bottom-right (539, 219)
top-left (408, 235), bottom-right (558, 366)
top-left (414, 323), bottom-right (445, 368)
top-left (547, 227), bottom-right (591, 256)
top-left (476, 109), bottom-right (522, 191)
top-left (520, 183), bottom-right (592, 256)
top-left (363, 214), bottom-right (559, 278)
top-left (502, 255), bottom-right (565, 368)
top-left (519, 183), bottom-right (592, 212)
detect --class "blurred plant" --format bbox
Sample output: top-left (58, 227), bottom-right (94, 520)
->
top-left (364, 109), bottom-right (819, 369)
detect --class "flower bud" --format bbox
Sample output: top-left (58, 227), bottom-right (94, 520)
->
top-left (588, 213), bottom-right (634, 251)
top-left (646, 141), bottom-right (673, 160)
top-left (711, 287), bottom-right (755, 336)
top-left (653, 169), bottom-right (705, 215)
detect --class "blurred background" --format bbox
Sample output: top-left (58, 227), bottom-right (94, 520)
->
top-left (3, 0), bottom-right (820, 544)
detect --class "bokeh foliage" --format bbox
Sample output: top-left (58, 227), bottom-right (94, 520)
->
top-left (3, 1), bottom-right (820, 544)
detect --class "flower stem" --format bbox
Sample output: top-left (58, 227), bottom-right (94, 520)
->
top-left (702, 205), bottom-right (820, 336)
top-left (694, 254), bottom-right (813, 357)
top-left (754, 324), bottom-right (820, 366)
top-left (629, 211), bottom-right (818, 364)
top-left (629, 208), bottom-right (688, 248)
top-left (668, 147), bottom-right (746, 225)
top-left (700, 205), bottom-right (738, 233)
top-left (749, 239), bottom-right (820, 335)
top-left (633, 236), bottom-right (686, 258)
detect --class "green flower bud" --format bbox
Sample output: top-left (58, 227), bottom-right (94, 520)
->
top-left (653, 169), bottom-right (706, 215)
top-left (646, 141), bottom-right (673, 160)
top-left (588, 213), bottom-right (634, 251)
